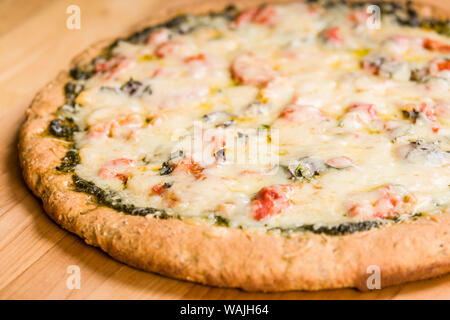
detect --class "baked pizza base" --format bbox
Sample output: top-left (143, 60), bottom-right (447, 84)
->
top-left (19, 0), bottom-right (450, 292)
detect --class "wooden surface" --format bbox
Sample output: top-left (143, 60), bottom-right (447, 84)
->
top-left (0, 0), bottom-right (449, 300)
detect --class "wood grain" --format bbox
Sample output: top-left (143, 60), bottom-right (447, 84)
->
top-left (0, 0), bottom-right (448, 300)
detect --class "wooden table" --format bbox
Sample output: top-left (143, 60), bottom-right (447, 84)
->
top-left (0, 0), bottom-right (449, 300)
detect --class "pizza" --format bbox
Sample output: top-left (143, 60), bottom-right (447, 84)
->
top-left (19, 0), bottom-right (450, 292)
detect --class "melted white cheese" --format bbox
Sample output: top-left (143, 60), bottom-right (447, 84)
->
top-left (71, 2), bottom-right (450, 229)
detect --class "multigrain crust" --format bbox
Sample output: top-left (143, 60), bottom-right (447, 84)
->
top-left (18, 0), bottom-right (450, 292)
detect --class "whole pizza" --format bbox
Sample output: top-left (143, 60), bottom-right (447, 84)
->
top-left (19, 0), bottom-right (450, 291)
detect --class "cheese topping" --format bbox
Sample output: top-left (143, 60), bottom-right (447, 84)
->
top-left (54, 2), bottom-right (450, 232)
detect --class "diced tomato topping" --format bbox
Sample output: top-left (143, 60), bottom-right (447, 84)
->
top-left (253, 5), bottom-right (277, 25)
top-left (423, 38), bottom-right (450, 52)
top-left (88, 114), bottom-right (142, 139)
top-left (212, 134), bottom-right (226, 148)
top-left (109, 158), bottom-right (135, 167)
top-left (206, 133), bottom-right (227, 159)
top-left (321, 26), bottom-right (342, 44)
top-left (98, 169), bottom-right (128, 182)
top-left (402, 102), bottom-right (437, 123)
top-left (418, 102), bottom-right (436, 122)
top-left (372, 186), bottom-right (400, 218)
top-left (174, 157), bottom-right (205, 180)
top-left (231, 52), bottom-right (277, 86)
top-left (155, 41), bottom-right (184, 58)
top-left (105, 59), bottom-right (132, 80)
top-left (348, 185), bottom-right (417, 219)
top-left (183, 53), bottom-right (206, 63)
top-left (95, 62), bottom-right (109, 73)
top-left (437, 61), bottom-right (450, 71)
top-left (251, 185), bottom-right (293, 220)
top-left (94, 56), bottom-right (124, 73)
top-left (233, 5), bottom-right (277, 27)
top-left (341, 103), bottom-right (379, 129)
top-left (348, 10), bottom-right (370, 26)
top-left (95, 55), bottom-right (133, 80)
top-left (234, 8), bottom-right (258, 26)
top-left (151, 183), bottom-right (170, 195)
top-left (98, 158), bottom-right (136, 183)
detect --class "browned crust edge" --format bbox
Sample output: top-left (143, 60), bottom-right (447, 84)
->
top-left (18, 0), bottom-right (450, 292)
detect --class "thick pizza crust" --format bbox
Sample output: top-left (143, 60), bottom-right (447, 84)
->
top-left (19, 0), bottom-right (450, 292)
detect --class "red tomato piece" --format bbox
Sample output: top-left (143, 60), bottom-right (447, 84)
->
top-left (321, 26), bottom-right (342, 44)
top-left (418, 102), bottom-right (436, 122)
top-left (348, 10), bottom-right (370, 26)
top-left (348, 185), bottom-right (417, 219)
top-left (98, 158), bottom-right (136, 183)
top-left (233, 5), bottom-right (277, 27)
top-left (174, 157), bottom-right (205, 180)
top-left (423, 38), bottom-right (450, 52)
top-left (437, 61), bottom-right (450, 71)
top-left (251, 185), bottom-right (293, 220)
top-left (372, 186), bottom-right (400, 218)
top-left (88, 114), bottom-right (142, 139)
top-left (253, 5), bottom-right (277, 25)
top-left (151, 183), bottom-right (171, 195)
top-left (183, 53), bottom-right (206, 63)
top-left (233, 7), bottom-right (258, 26)
top-left (95, 55), bottom-right (133, 80)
